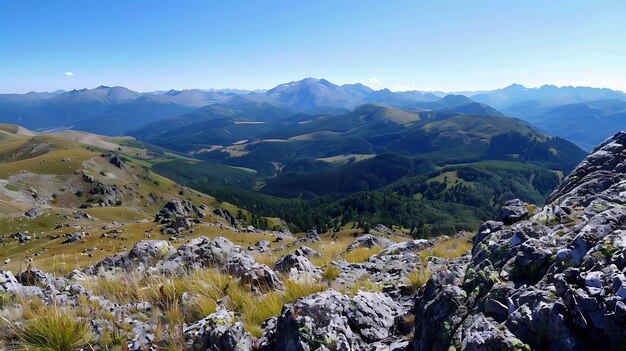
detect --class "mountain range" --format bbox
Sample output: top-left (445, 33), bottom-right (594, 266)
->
top-left (2, 78), bottom-right (626, 151)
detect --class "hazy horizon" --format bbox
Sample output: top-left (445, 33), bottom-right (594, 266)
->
top-left (3, 79), bottom-right (626, 96)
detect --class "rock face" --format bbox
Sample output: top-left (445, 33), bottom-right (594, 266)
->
top-left (155, 199), bottom-right (203, 222)
top-left (409, 132), bottom-right (626, 351)
top-left (261, 289), bottom-right (406, 351)
top-left (155, 199), bottom-right (204, 234)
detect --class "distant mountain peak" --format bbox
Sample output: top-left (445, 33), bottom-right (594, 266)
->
top-left (439, 94), bottom-right (473, 106)
top-left (502, 83), bottom-right (527, 91)
top-left (165, 89), bottom-right (182, 96)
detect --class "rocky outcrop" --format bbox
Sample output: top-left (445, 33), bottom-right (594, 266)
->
top-left (157, 236), bottom-right (256, 276)
top-left (261, 289), bottom-right (406, 350)
top-left (88, 181), bottom-right (124, 207)
top-left (10, 232), bottom-right (31, 243)
top-left (155, 199), bottom-right (204, 234)
top-left (345, 234), bottom-right (394, 252)
top-left (409, 132), bottom-right (626, 350)
top-left (84, 240), bottom-right (174, 274)
top-left (248, 240), bottom-right (271, 253)
top-left (213, 208), bottom-right (238, 226)
top-left (241, 264), bottom-right (285, 292)
top-left (155, 199), bottom-right (203, 223)
top-left (62, 231), bottom-right (85, 244)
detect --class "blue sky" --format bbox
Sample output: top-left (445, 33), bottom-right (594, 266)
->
top-left (1, 0), bottom-right (625, 93)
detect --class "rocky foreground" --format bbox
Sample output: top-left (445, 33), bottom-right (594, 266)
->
top-left (1, 132), bottom-right (626, 350)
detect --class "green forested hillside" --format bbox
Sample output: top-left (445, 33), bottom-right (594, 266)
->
top-left (127, 102), bottom-right (587, 236)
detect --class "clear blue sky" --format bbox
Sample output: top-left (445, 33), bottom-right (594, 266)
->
top-left (1, 0), bottom-right (625, 93)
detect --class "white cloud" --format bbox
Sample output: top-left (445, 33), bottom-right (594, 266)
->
top-left (63, 72), bottom-right (75, 77)
top-left (368, 77), bottom-right (381, 84)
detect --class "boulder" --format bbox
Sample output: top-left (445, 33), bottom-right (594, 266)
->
top-left (345, 234), bottom-right (394, 252)
top-left (273, 252), bottom-right (319, 280)
top-left (497, 199), bottom-right (530, 225)
top-left (346, 291), bottom-right (402, 343)
top-left (24, 207), bottom-right (41, 218)
top-left (184, 308), bottom-right (253, 351)
top-left (265, 289), bottom-right (404, 350)
top-left (62, 231), bottom-right (85, 244)
top-left (240, 264), bottom-right (285, 292)
top-left (0, 270), bottom-right (22, 294)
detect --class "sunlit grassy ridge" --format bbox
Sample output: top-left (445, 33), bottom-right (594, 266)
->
top-left (0, 128), bottom-right (263, 274)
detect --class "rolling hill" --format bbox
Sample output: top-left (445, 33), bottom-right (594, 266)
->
top-left (131, 102), bottom-right (587, 234)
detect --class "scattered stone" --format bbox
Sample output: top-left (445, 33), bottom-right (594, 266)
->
top-left (62, 232), bottom-right (85, 244)
top-left (10, 232), bottom-right (31, 243)
top-left (24, 207), bottom-right (41, 218)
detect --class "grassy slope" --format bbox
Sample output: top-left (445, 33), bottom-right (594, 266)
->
top-left (0, 124), bottom-right (261, 274)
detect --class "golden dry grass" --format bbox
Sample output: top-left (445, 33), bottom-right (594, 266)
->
top-left (83, 268), bottom-right (327, 338)
top-left (428, 233), bottom-right (473, 259)
top-left (341, 246), bottom-right (382, 263)
top-left (406, 268), bottom-right (432, 291)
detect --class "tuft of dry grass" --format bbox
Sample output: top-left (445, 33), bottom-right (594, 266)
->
top-left (341, 247), bottom-right (382, 263)
top-left (421, 233), bottom-right (473, 259)
top-left (239, 292), bottom-right (284, 337)
top-left (82, 268), bottom-right (330, 339)
top-left (283, 279), bottom-right (326, 303)
top-left (13, 305), bottom-right (92, 351)
top-left (307, 234), bottom-right (355, 266)
top-left (321, 265), bottom-right (341, 283)
top-left (406, 268), bottom-right (432, 291)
